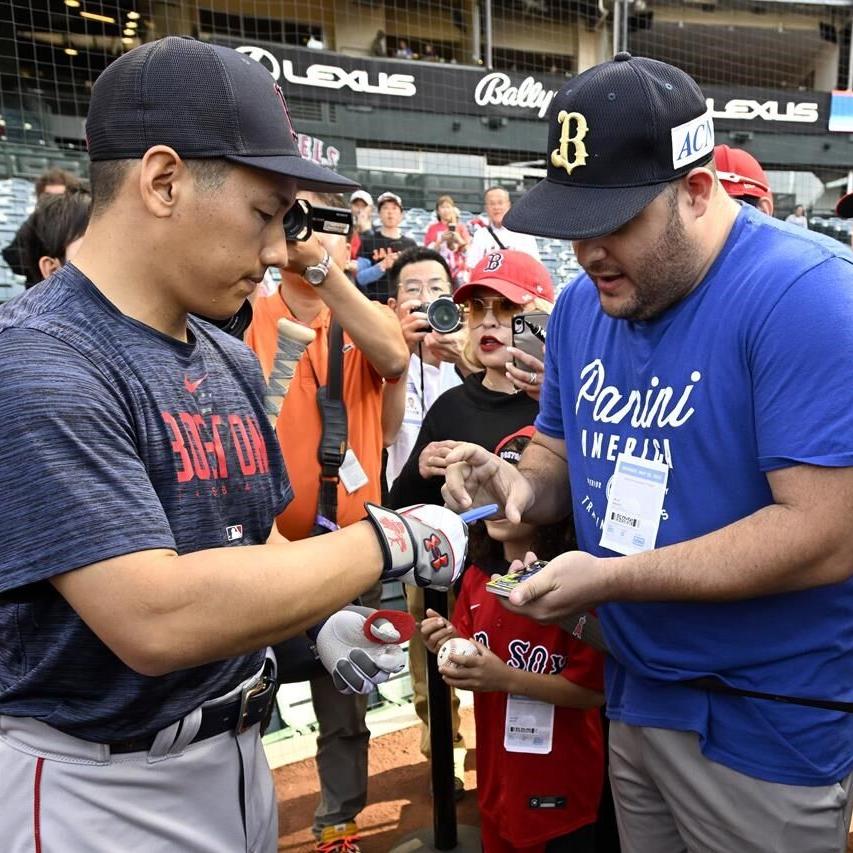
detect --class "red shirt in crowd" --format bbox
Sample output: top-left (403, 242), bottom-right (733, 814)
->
top-left (452, 562), bottom-right (605, 848)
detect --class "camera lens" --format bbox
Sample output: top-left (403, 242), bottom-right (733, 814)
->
top-left (427, 296), bottom-right (463, 334)
top-left (283, 199), bottom-right (311, 241)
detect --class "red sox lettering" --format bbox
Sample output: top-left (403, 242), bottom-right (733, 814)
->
top-left (473, 631), bottom-right (567, 675)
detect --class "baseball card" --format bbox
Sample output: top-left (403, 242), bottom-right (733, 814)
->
top-left (486, 560), bottom-right (547, 598)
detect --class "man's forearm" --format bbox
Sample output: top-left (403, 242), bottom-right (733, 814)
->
top-left (605, 501), bottom-right (853, 603)
top-left (316, 266), bottom-right (408, 377)
top-left (517, 437), bottom-right (573, 525)
top-left (53, 522), bottom-right (386, 676)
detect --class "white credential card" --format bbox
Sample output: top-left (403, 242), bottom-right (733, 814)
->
top-left (599, 453), bottom-right (669, 556)
top-left (504, 694), bottom-right (555, 754)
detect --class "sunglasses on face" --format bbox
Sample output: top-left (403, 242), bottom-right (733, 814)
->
top-left (466, 295), bottom-right (520, 327)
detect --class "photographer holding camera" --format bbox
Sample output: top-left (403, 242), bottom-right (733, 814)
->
top-left (424, 194), bottom-right (471, 287)
top-left (245, 191), bottom-right (408, 852)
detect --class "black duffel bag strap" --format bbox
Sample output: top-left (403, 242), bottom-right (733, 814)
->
top-left (312, 316), bottom-right (348, 536)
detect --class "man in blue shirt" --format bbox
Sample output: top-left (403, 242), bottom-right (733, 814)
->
top-left (442, 53), bottom-right (853, 853)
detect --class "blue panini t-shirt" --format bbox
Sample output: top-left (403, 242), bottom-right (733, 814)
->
top-left (536, 205), bottom-right (853, 786)
top-left (0, 265), bottom-right (292, 742)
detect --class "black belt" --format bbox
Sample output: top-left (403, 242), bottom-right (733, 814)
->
top-left (109, 661), bottom-right (277, 755)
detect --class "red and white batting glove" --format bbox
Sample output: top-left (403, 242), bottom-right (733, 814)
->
top-left (315, 606), bottom-right (415, 695)
top-left (364, 503), bottom-right (467, 590)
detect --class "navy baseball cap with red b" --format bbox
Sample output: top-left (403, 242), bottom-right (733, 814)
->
top-left (504, 52), bottom-right (713, 241)
top-left (86, 37), bottom-right (357, 193)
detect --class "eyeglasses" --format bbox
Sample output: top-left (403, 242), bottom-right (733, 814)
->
top-left (399, 278), bottom-right (452, 298)
top-left (466, 296), bottom-right (519, 327)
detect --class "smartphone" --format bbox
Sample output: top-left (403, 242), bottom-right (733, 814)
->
top-left (448, 223), bottom-right (457, 232)
top-left (511, 311), bottom-right (549, 367)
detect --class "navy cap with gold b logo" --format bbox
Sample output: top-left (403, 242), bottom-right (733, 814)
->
top-left (504, 52), bottom-right (712, 241)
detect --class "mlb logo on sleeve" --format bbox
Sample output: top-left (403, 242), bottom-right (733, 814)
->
top-left (226, 524), bottom-right (244, 542)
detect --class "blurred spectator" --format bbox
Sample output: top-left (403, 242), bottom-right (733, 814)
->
top-left (35, 167), bottom-right (83, 198)
top-left (422, 43), bottom-right (439, 62)
top-left (395, 39), bottom-right (413, 60)
top-left (369, 29), bottom-right (387, 58)
top-left (349, 189), bottom-right (374, 262)
top-left (306, 31), bottom-right (325, 50)
top-left (786, 204), bottom-right (808, 229)
top-left (245, 190), bottom-right (408, 853)
top-left (424, 194), bottom-right (471, 286)
top-left (713, 145), bottom-right (774, 216)
top-left (2, 189), bottom-right (90, 287)
top-left (355, 191), bottom-right (417, 301)
top-left (467, 187), bottom-right (541, 267)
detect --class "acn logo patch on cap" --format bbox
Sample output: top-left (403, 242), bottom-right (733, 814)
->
top-left (671, 109), bottom-right (714, 170)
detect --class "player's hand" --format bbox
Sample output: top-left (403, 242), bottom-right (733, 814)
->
top-left (418, 440), bottom-right (460, 479)
top-left (505, 347), bottom-right (545, 401)
top-left (365, 503), bottom-right (468, 590)
top-left (421, 607), bottom-right (458, 654)
top-left (441, 442), bottom-right (534, 524)
top-left (439, 640), bottom-right (509, 693)
top-left (501, 551), bottom-right (608, 623)
top-left (315, 606), bottom-right (415, 695)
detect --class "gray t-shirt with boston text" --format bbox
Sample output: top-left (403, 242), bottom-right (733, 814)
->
top-left (0, 264), bottom-right (291, 742)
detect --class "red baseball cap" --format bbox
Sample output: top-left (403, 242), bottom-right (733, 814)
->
top-left (453, 249), bottom-right (555, 306)
top-left (713, 145), bottom-right (772, 202)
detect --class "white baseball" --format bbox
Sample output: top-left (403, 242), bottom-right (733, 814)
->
top-left (437, 638), bottom-right (479, 669)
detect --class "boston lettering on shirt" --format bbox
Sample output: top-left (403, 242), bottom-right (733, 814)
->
top-left (536, 205), bottom-right (853, 786)
top-left (0, 265), bottom-right (291, 741)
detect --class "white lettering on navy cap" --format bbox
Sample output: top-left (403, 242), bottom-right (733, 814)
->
top-left (670, 109), bottom-right (715, 170)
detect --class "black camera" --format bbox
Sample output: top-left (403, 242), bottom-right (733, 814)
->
top-left (414, 295), bottom-right (464, 334)
top-left (284, 199), bottom-right (354, 241)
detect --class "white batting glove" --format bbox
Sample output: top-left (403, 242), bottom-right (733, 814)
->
top-left (364, 503), bottom-right (468, 590)
top-left (315, 606), bottom-right (415, 695)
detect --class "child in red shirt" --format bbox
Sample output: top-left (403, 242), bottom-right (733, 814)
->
top-left (422, 428), bottom-right (605, 853)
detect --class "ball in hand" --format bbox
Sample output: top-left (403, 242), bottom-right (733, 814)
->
top-left (437, 637), bottom-right (479, 669)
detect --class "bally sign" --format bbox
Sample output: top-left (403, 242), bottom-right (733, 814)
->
top-left (474, 72), bottom-right (555, 118)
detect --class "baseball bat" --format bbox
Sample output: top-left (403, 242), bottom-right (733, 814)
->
top-left (264, 316), bottom-right (316, 427)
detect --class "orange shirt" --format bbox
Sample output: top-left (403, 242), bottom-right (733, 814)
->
top-left (245, 291), bottom-right (384, 541)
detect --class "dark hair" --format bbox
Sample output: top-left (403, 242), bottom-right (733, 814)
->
top-left (18, 190), bottom-right (92, 285)
top-left (302, 190), bottom-right (347, 210)
top-left (467, 430), bottom-right (578, 566)
top-left (35, 168), bottom-right (83, 197)
top-left (388, 246), bottom-right (453, 297)
top-left (466, 516), bottom-right (577, 567)
top-left (89, 158), bottom-right (231, 215)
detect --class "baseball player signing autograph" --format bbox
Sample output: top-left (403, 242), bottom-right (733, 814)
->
top-left (443, 53), bottom-right (853, 853)
top-left (0, 38), bottom-right (467, 853)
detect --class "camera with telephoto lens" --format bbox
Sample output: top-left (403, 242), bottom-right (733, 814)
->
top-left (284, 199), bottom-right (354, 241)
top-left (414, 295), bottom-right (464, 334)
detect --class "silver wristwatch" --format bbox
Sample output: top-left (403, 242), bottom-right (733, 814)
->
top-left (303, 250), bottom-right (332, 286)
